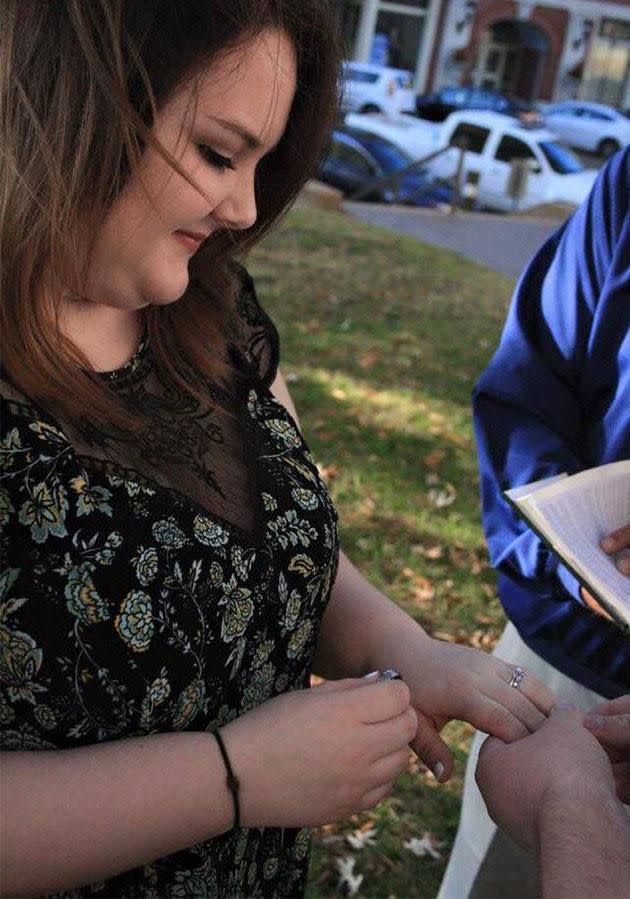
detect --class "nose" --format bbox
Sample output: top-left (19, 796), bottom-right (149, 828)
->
top-left (215, 170), bottom-right (258, 232)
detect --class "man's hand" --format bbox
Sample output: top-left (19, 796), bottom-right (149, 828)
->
top-left (580, 587), bottom-right (614, 620)
top-left (475, 706), bottom-right (615, 852)
top-left (581, 522), bottom-right (630, 618)
top-left (601, 523), bottom-right (630, 575)
top-left (585, 694), bottom-right (630, 803)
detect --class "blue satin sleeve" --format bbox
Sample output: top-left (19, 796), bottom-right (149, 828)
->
top-left (473, 149), bottom-right (630, 697)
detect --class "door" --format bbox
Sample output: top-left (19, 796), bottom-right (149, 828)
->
top-left (476, 42), bottom-right (509, 91)
top-left (480, 133), bottom-right (547, 210)
top-left (321, 138), bottom-right (379, 197)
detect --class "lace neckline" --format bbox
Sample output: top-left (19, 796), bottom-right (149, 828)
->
top-left (99, 332), bottom-right (151, 385)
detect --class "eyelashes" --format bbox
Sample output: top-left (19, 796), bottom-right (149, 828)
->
top-left (196, 144), bottom-right (235, 171)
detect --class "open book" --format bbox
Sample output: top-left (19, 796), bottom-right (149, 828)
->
top-left (505, 461), bottom-right (630, 632)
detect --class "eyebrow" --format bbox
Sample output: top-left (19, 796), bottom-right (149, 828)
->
top-left (204, 115), bottom-right (263, 150)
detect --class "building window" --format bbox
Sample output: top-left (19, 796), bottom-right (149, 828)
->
top-left (374, 8), bottom-right (425, 70)
top-left (581, 19), bottom-right (630, 107)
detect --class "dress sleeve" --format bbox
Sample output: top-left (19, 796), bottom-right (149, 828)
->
top-left (231, 265), bottom-right (280, 389)
top-left (473, 150), bottom-right (630, 696)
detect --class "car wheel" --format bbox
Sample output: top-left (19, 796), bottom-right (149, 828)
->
top-left (598, 138), bottom-right (620, 159)
top-left (360, 103), bottom-right (381, 114)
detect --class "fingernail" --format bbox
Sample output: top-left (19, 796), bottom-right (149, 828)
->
top-left (584, 714), bottom-right (606, 728)
top-left (601, 537), bottom-right (615, 553)
top-left (619, 557), bottom-right (630, 575)
top-left (432, 761), bottom-right (445, 782)
top-left (586, 712), bottom-right (630, 729)
top-left (363, 670), bottom-right (380, 681)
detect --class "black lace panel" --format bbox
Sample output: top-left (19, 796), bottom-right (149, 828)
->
top-left (0, 269), bottom-right (340, 898)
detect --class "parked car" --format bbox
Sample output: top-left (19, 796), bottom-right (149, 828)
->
top-left (340, 62), bottom-right (415, 116)
top-left (415, 86), bottom-right (541, 124)
top-left (345, 109), bottom-right (598, 212)
top-left (345, 112), bottom-right (441, 160)
top-left (541, 100), bottom-right (630, 157)
top-left (317, 128), bottom-right (452, 207)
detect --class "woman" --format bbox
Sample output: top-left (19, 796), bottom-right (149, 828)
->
top-left (0, 2), bottom-right (555, 897)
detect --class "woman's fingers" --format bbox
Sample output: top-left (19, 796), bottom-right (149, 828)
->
top-left (368, 747), bottom-right (412, 785)
top-left (494, 657), bottom-right (556, 718)
top-left (369, 706), bottom-right (418, 754)
top-left (359, 781), bottom-right (396, 812)
top-left (461, 692), bottom-right (530, 742)
top-left (358, 748), bottom-right (413, 812)
top-left (357, 678), bottom-right (412, 724)
top-left (456, 658), bottom-right (553, 738)
top-left (409, 708), bottom-right (454, 782)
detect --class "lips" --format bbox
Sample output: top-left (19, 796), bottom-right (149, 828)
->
top-left (177, 229), bottom-right (207, 242)
top-left (174, 229), bottom-right (208, 253)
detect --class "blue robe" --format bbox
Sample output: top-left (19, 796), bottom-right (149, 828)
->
top-left (474, 149), bottom-right (630, 698)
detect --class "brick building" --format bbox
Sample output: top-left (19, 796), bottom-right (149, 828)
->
top-left (336, 0), bottom-right (630, 106)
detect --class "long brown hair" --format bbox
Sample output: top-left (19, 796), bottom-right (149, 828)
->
top-left (0, 0), bottom-right (340, 426)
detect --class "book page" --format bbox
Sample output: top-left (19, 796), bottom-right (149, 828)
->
top-left (530, 465), bottom-right (630, 619)
top-left (507, 473), bottom-right (567, 502)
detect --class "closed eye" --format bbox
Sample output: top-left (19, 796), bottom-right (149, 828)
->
top-left (196, 144), bottom-right (235, 171)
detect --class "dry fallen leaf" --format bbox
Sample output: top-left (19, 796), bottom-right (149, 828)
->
top-left (427, 483), bottom-right (457, 508)
top-left (423, 449), bottom-right (445, 471)
top-left (317, 464), bottom-right (339, 482)
top-left (336, 857), bottom-right (363, 896)
top-left (346, 828), bottom-right (377, 850)
top-left (411, 577), bottom-right (435, 603)
top-left (424, 545), bottom-right (444, 560)
top-left (403, 832), bottom-right (445, 860)
top-left (359, 351), bottom-right (381, 370)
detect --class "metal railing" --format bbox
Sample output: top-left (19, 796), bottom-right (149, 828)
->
top-left (348, 143), bottom-right (469, 213)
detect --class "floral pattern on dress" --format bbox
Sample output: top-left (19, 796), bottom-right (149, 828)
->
top-left (0, 269), bottom-right (338, 898)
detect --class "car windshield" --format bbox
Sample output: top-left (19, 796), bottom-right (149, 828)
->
top-left (356, 138), bottom-right (412, 171)
top-left (539, 141), bottom-right (584, 174)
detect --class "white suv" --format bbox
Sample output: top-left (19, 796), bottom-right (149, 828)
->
top-left (340, 62), bottom-right (415, 116)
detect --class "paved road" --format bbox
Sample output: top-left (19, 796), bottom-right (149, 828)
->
top-left (344, 203), bottom-right (561, 279)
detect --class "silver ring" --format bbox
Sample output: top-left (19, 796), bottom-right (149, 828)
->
top-left (508, 666), bottom-right (527, 689)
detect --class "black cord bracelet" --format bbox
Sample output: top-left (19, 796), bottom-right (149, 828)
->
top-left (211, 729), bottom-right (241, 829)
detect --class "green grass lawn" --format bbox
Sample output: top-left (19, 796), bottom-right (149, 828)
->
top-left (249, 205), bottom-right (517, 899)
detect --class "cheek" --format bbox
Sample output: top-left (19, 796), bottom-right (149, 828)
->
top-left (162, 173), bottom-right (217, 225)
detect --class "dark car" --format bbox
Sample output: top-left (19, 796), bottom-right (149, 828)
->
top-left (318, 128), bottom-right (453, 206)
top-left (415, 86), bottom-right (540, 124)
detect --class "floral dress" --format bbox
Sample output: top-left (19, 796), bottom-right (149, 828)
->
top-left (0, 268), bottom-right (339, 898)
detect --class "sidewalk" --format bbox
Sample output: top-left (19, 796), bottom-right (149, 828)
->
top-left (344, 202), bottom-right (562, 279)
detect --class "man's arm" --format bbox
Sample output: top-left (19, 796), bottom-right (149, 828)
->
top-left (538, 782), bottom-right (630, 899)
top-left (476, 707), bottom-right (630, 899)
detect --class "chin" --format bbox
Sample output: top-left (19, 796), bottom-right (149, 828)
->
top-left (145, 265), bottom-right (191, 306)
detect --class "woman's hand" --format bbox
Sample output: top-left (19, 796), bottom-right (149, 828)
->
top-left (385, 636), bottom-right (556, 782)
top-left (221, 675), bottom-right (417, 828)
top-left (585, 694), bottom-right (630, 803)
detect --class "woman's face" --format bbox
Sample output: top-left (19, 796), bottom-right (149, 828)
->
top-left (83, 28), bottom-right (296, 310)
